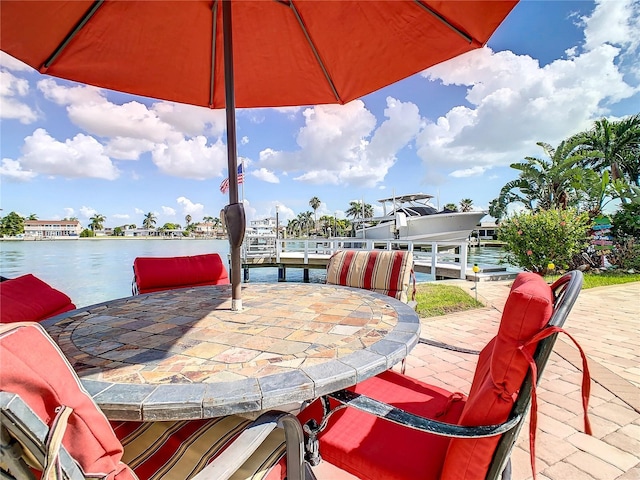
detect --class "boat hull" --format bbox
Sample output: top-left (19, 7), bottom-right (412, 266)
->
top-left (355, 211), bottom-right (486, 242)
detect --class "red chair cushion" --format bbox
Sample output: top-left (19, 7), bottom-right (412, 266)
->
top-left (0, 323), bottom-right (135, 479)
top-left (0, 274), bottom-right (76, 323)
top-left (133, 253), bottom-right (230, 294)
top-left (441, 272), bottom-right (553, 480)
top-left (297, 370), bottom-right (465, 480)
top-left (326, 250), bottom-right (413, 302)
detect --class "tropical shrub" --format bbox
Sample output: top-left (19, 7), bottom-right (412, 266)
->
top-left (498, 208), bottom-right (591, 274)
top-left (611, 202), bottom-right (640, 239)
top-left (608, 237), bottom-right (640, 271)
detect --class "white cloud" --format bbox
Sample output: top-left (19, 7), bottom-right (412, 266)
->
top-left (153, 102), bottom-right (226, 137)
top-left (161, 206), bottom-right (176, 216)
top-left (177, 197), bottom-right (204, 218)
top-left (582, 0), bottom-right (640, 54)
top-left (151, 136), bottom-right (228, 180)
top-left (272, 203), bottom-right (295, 221)
top-left (0, 52), bottom-right (32, 71)
top-left (79, 206), bottom-right (97, 218)
top-left (257, 98), bottom-right (421, 188)
top-left (112, 214), bottom-right (130, 220)
top-left (241, 199), bottom-right (257, 222)
top-left (450, 166), bottom-right (487, 178)
top-left (13, 128), bottom-right (120, 180)
top-left (134, 208), bottom-right (145, 215)
top-left (241, 136), bottom-right (249, 145)
top-left (0, 70), bottom-right (37, 124)
top-left (36, 80), bottom-right (232, 166)
top-left (63, 208), bottom-right (75, 218)
top-left (415, 0), bottom-right (640, 176)
top-left (105, 137), bottom-right (155, 161)
top-left (0, 158), bottom-right (37, 181)
top-left (251, 167), bottom-right (279, 183)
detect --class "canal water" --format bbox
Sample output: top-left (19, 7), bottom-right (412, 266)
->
top-left (0, 239), bottom-right (515, 308)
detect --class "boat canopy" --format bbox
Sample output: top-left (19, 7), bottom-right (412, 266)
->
top-left (377, 193), bottom-right (434, 203)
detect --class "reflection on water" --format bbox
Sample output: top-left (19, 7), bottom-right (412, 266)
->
top-left (0, 239), bottom-right (513, 308)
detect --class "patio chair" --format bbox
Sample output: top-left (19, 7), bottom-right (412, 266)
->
top-left (325, 249), bottom-right (416, 306)
top-left (298, 270), bottom-right (591, 480)
top-left (0, 322), bottom-right (315, 480)
top-left (132, 253), bottom-right (230, 295)
top-left (0, 274), bottom-right (76, 324)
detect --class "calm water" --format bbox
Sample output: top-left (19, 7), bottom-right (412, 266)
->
top-left (0, 239), bottom-right (512, 308)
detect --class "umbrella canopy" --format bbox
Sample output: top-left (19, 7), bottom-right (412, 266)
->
top-left (1, 0), bottom-right (518, 309)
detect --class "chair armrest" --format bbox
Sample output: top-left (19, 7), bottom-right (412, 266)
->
top-left (192, 411), bottom-right (313, 480)
top-left (1, 392), bottom-right (85, 480)
top-left (328, 389), bottom-right (521, 439)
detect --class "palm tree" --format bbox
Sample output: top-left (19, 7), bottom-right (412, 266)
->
top-left (287, 219), bottom-right (300, 237)
top-left (142, 212), bottom-right (157, 230)
top-left (578, 114), bottom-right (640, 184)
top-left (185, 214), bottom-right (192, 227)
top-left (459, 199), bottom-right (473, 212)
top-left (345, 200), bottom-right (373, 220)
top-left (443, 203), bottom-right (458, 212)
top-left (89, 213), bottom-right (106, 232)
top-left (28, 213), bottom-right (38, 220)
top-left (297, 211), bottom-right (314, 237)
top-left (490, 138), bottom-right (585, 220)
top-left (309, 196), bottom-right (321, 233)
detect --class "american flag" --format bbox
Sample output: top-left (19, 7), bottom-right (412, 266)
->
top-left (220, 164), bottom-right (244, 194)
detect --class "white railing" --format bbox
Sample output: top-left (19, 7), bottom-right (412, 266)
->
top-left (242, 235), bottom-right (469, 279)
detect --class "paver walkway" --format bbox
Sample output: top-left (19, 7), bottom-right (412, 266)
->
top-left (312, 279), bottom-right (640, 480)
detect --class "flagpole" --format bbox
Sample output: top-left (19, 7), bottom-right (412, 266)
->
top-left (241, 159), bottom-right (245, 204)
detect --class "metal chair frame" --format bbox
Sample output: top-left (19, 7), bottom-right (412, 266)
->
top-left (303, 270), bottom-right (583, 480)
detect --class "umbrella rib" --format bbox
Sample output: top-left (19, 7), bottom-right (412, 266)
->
top-left (42, 0), bottom-right (104, 70)
top-left (210, 0), bottom-right (219, 107)
top-left (288, 1), bottom-right (341, 104)
top-left (413, 0), bottom-right (473, 44)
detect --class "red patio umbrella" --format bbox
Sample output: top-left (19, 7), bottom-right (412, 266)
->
top-left (0, 0), bottom-right (518, 309)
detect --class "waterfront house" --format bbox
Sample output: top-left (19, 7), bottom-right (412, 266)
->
top-left (24, 220), bottom-right (82, 239)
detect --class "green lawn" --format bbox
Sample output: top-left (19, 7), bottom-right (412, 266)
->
top-left (547, 271), bottom-right (640, 289)
top-left (416, 273), bottom-right (640, 318)
top-left (414, 283), bottom-right (483, 318)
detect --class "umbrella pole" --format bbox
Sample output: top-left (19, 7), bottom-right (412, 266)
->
top-left (222, 0), bottom-right (243, 311)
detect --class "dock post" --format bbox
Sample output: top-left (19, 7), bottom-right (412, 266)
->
top-left (303, 269), bottom-right (310, 283)
top-left (243, 267), bottom-right (250, 282)
top-left (278, 266), bottom-right (286, 282)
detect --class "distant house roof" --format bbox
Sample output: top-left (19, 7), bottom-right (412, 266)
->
top-left (25, 220), bottom-right (80, 226)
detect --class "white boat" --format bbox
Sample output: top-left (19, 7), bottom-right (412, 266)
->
top-left (354, 193), bottom-right (486, 242)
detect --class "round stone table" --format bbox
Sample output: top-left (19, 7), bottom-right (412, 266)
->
top-left (42, 283), bottom-right (420, 421)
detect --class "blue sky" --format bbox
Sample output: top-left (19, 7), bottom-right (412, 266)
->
top-left (1, 0), bottom-right (639, 229)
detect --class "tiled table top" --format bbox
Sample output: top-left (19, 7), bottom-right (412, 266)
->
top-left (42, 283), bottom-right (420, 421)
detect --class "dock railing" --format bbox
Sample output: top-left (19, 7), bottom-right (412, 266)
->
top-left (242, 235), bottom-right (469, 280)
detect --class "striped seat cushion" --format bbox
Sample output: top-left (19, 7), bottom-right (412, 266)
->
top-left (326, 250), bottom-right (413, 303)
top-left (112, 418), bottom-right (286, 480)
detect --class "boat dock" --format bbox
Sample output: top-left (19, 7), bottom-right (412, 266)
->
top-left (240, 236), bottom-right (517, 282)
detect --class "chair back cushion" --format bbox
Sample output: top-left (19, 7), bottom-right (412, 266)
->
top-left (133, 253), bottom-right (230, 294)
top-left (326, 250), bottom-right (413, 302)
top-left (0, 322), bottom-right (135, 479)
top-left (441, 272), bottom-right (554, 479)
top-left (0, 274), bottom-right (76, 323)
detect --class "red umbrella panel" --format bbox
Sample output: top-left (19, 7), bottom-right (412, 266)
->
top-left (1, 0), bottom-right (519, 309)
